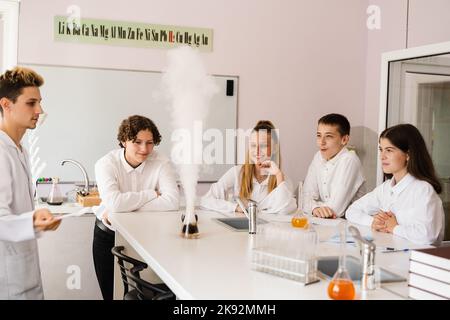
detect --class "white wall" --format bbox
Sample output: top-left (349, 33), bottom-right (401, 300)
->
top-left (18, 0), bottom-right (368, 189)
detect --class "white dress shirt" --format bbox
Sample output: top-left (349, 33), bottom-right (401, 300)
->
top-left (302, 147), bottom-right (366, 217)
top-left (200, 165), bottom-right (297, 214)
top-left (346, 173), bottom-right (445, 245)
top-left (95, 149), bottom-right (180, 222)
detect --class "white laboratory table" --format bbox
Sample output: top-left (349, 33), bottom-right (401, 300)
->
top-left (109, 209), bottom-right (430, 300)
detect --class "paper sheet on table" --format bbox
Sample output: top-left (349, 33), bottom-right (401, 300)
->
top-left (326, 233), bottom-right (374, 243)
top-left (56, 207), bottom-right (93, 219)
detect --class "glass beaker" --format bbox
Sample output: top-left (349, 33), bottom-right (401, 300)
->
top-left (181, 197), bottom-right (199, 239)
top-left (300, 190), bottom-right (316, 216)
top-left (47, 177), bottom-right (63, 205)
top-left (181, 213), bottom-right (199, 239)
top-left (181, 213), bottom-right (198, 223)
top-left (291, 208), bottom-right (309, 229)
top-left (327, 221), bottom-right (356, 300)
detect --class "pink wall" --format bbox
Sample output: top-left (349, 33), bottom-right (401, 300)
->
top-left (17, 0), bottom-right (368, 189)
top-left (362, 0), bottom-right (408, 188)
top-left (408, 0), bottom-right (450, 47)
top-left (363, 0), bottom-right (450, 134)
top-left (362, 0), bottom-right (450, 189)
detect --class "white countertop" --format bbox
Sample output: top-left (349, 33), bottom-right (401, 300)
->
top-left (35, 201), bottom-right (94, 216)
top-left (109, 209), bottom-right (430, 300)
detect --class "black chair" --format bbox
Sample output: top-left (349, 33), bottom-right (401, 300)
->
top-left (111, 246), bottom-right (175, 300)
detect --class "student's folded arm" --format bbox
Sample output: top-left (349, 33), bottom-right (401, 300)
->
top-left (137, 162), bottom-right (180, 212)
top-left (326, 158), bottom-right (365, 217)
top-left (301, 162), bottom-right (321, 214)
top-left (0, 152), bottom-right (35, 242)
top-left (95, 162), bottom-right (157, 212)
top-left (199, 167), bottom-right (238, 213)
top-left (261, 180), bottom-right (297, 214)
top-left (345, 186), bottom-right (382, 226)
top-left (393, 188), bottom-right (444, 245)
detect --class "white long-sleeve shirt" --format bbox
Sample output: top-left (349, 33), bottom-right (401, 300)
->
top-left (95, 149), bottom-right (180, 219)
top-left (302, 148), bottom-right (366, 217)
top-left (346, 173), bottom-right (445, 245)
top-left (200, 165), bottom-right (297, 214)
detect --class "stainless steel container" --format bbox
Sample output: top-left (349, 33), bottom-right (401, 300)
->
top-left (248, 200), bottom-right (257, 234)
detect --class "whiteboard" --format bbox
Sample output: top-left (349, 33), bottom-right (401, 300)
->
top-left (22, 64), bottom-right (238, 183)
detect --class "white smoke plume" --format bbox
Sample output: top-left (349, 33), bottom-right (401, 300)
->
top-left (162, 46), bottom-right (218, 222)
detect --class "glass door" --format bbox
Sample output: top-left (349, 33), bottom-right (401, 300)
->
top-left (387, 55), bottom-right (450, 240)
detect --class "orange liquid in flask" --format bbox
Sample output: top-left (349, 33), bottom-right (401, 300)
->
top-left (327, 279), bottom-right (356, 300)
top-left (291, 216), bottom-right (308, 228)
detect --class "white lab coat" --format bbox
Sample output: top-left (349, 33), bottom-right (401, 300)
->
top-left (0, 130), bottom-right (43, 299)
top-left (302, 148), bottom-right (366, 217)
top-left (346, 173), bottom-right (445, 245)
top-left (200, 165), bottom-right (297, 214)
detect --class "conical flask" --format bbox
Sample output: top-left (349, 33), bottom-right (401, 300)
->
top-left (291, 208), bottom-right (309, 229)
top-left (327, 221), bottom-right (356, 300)
top-left (181, 197), bottom-right (199, 239)
top-left (47, 177), bottom-right (64, 205)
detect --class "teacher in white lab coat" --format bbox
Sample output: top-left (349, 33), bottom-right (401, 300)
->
top-left (0, 67), bottom-right (61, 299)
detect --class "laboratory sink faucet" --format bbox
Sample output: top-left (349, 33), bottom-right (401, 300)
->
top-left (348, 225), bottom-right (377, 291)
top-left (60, 159), bottom-right (90, 196)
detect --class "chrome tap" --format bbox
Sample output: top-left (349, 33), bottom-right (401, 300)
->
top-left (348, 225), bottom-right (377, 290)
top-left (60, 159), bottom-right (90, 196)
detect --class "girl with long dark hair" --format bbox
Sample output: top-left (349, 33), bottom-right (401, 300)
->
top-left (346, 124), bottom-right (444, 245)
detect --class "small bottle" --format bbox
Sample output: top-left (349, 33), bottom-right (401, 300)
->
top-left (47, 177), bottom-right (63, 205)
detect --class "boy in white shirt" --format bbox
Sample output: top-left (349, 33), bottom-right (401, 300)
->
top-left (302, 113), bottom-right (365, 219)
top-left (93, 115), bottom-right (179, 300)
